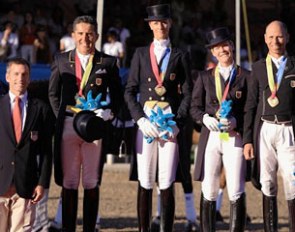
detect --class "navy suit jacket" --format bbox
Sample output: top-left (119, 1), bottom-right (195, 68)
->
top-left (48, 49), bottom-right (122, 186)
top-left (190, 66), bottom-right (249, 181)
top-left (124, 44), bottom-right (192, 181)
top-left (243, 56), bottom-right (295, 189)
top-left (0, 94), bottom-right (53, 199)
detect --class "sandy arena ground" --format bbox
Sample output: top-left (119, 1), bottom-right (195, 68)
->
top-left (46, 160), bottom-right (289, 232)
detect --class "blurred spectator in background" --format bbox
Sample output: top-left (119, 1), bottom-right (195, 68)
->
top-left (34, 6), bottom-right (48, 28)
top-left (240, 48), bottom-right (251, 71)
top-left (103, 30), bottom-right (124, 67)
top-left (108, 19), bottom-right (130, 67)
top-left (0, 7), bottom-right (24, 30)
top-left (109, 19), bottom-right (130, 47)
top-left (34, 25), bottom-right (52, 64)
top-left (74, 0), bottom-right (97, 15)
top-left (59, 23), bottom-right (75, 53)
top-left (48, 6), bottom-right (65, 55)
top-left (0, 21), bottom-right (19, 61)
top-left (19, 11), bottom-right (37, 64)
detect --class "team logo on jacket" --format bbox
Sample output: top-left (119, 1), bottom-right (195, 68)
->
top-left (235, 91), bottom-right (242, 99)
top-left (30, 131), bottom-right (38, 141)
top-left (96, 78), bottom-right (102, 86)
top-left (291, 80), bottom-right (295, 88)
top-left (170, 73), bottom-right (176, 81)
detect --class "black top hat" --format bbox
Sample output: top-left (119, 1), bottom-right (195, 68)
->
top-left (206, 27), bottom-right (231, 48)
top-left (144, 4), bottom-right (171, 21)
top-left (73, 110), bottom-right (105, 143)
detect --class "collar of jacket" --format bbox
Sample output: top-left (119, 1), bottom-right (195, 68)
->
top-left (68, 49), bottom-right (103, 65)
top-left (211, 65), bottom-right (241, 77)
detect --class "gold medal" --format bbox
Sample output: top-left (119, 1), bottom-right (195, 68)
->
top-left (155, 85), bottom-right (166, 96)
top-left (267, 96), bottom-right (279, 107)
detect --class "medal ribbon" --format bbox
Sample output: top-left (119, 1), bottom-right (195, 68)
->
top-left (150, 43), bottom-right (171, 87)
top-left (215, 65), bottom-right (237, 105)
top-left (75, 53), bottom-right (94, 96)
top-left (266, 54), bottom-right (287, 98)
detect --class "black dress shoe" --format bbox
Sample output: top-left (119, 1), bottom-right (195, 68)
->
top-left (216, 210), bottom-right (224, 224)
top-left (151, 216), bottom-right (160, 232)
top-left (246, 214), bottom-right (251, 224)
top-left (184, 219), bottom-right (200, 232)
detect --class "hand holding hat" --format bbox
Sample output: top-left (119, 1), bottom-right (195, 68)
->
top-left (95, 108), bottom-right (114, 121)
top-left (73, 110), bottom-right (104, 142)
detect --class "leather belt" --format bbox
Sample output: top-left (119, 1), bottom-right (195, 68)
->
top-left (261, 115), bottom-right (292, 125)
top-left (65, 111), bottom-right (74, 117)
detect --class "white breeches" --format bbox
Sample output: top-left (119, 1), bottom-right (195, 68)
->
top-left (202, 131), bottom-right (246, 201)
top-left (136, 130), bottom-right (179, 190)
top-left (259, 122), bottom-right (295, 200)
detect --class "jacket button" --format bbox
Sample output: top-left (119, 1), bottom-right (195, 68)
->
top-left (148, 78), bottom-right (151, 82)
top-left (90, 84), bottom-right (94, 87)
top-left (148, 88), bottom-right (152, 91)
top-left (149, 97), bottom-right (152, 100)
top-left (11, 162), bottom-right (15, 165)
top-left (161, 97), bottom-right (165, 101)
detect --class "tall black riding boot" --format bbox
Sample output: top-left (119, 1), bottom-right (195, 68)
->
top-left (263, 194), bottom-right (278, 232)
top-left (62, 188), bottom-right (78, 232)
top-left (229, 193), bottom-right (246, 232)
top-left (83, 187), bottom-right (99, 232)
top-left (288, 198), bottom-right (295, 232)
top-left (200, 193), bottom-right (216, 232)
top-left (160, 185), bottom-right (175, 232)
top-left (137, 184), bottom-right (153, 232)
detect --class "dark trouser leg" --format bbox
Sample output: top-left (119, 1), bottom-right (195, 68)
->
top-left (229, 193), bottom-right (246, 232)
top-left (62, 188), bottom-right (78, 232)
top-left (137, 183), bottom-right (153, 232)
top-left (83, 187), bottom-right (99, 232)
top-left (263, 194), bottom-right (278, 232)
top-left (200, 193), bottom-right (216, 232)
top-left (288, 198), bottom-right (295, 231)
top-left (160, 185), bottom-right (175, 232)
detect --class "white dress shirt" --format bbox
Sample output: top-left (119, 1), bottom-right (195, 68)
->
top-left (153, 38), bottom-right (170, 64)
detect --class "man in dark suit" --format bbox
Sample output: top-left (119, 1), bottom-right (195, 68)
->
top-left (243, 20), bottom-right (295, 232)
top-left (0, 57), bottom-right (52, 231)
top-left (48, 15), bottom-right (122, 231)
top-left (190, 27), bottom-right (249, 231)
top-left (124, 4), bottom-right (192, 232)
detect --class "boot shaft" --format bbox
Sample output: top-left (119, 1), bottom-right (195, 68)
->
top-left (200, 193), bottom-right (216, 232)
top-left (62, 188), bottom-right (78, 232)
top-left (160, 185), bottom-right (175, 232)
top-left (288, 198), bottom-right (295, 232)
top-left (229, 193), bottom-right (246, 232)
top-left (263, 194), bottom-right (278, 232)
top-left (137, 184), bottom-right (153, 231)
top-left (83, 187), bottom-right (99, 232)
